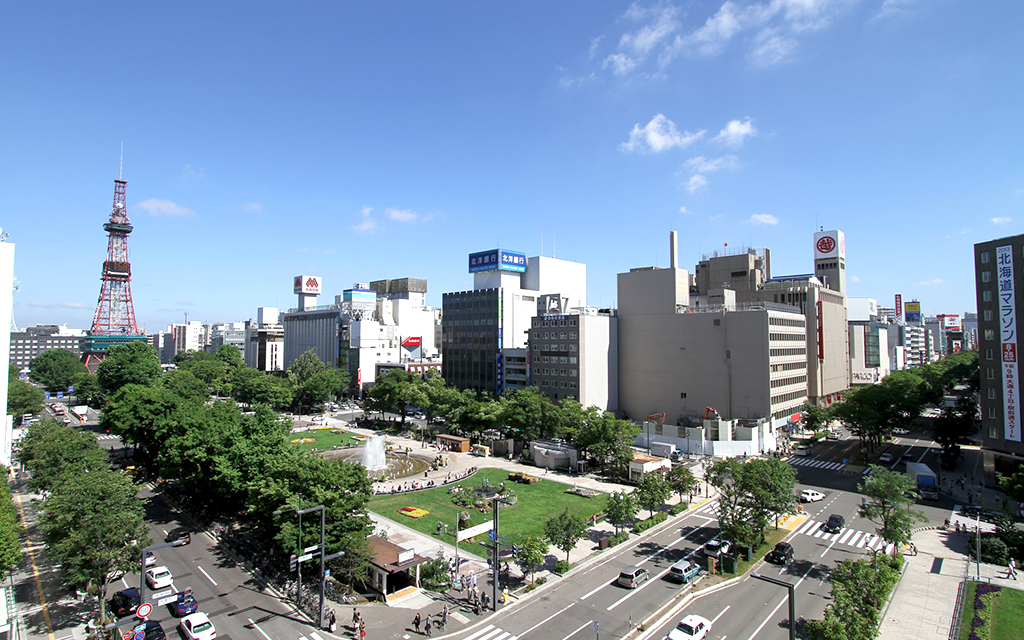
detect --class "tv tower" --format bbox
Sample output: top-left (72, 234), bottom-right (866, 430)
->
top-left (82, 157), bottom-right (146, 372)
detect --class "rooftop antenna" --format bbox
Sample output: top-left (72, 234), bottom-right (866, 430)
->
top-left (119, 142), bottom-right (123, 180)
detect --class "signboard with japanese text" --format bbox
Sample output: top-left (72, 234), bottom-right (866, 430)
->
top-left (401, 336), bottom-right (422, 347)
top-left (895, 294), bottom-right (902, 319)
top-left (293, 275), bottom-right (322, 295)
top-left (939, 314), bottom-right (962, 330)
top-left (904, 301), bottom-right (921, 323)
top-left (998, 244), bottom-right (1020, 442)
top-left (813, 230), bottom-right (845, 259)
top-left (468, 249), bottom-right (527, 273)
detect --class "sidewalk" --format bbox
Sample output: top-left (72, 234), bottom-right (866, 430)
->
top-left (878, 526), bottom-right (1022, 640)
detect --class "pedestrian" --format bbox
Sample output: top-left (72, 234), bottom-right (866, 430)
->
top-left (353, 609), bottom-right (360, 629)
top-left (425, 615), bottom-right (433, 637)
top-left (413, 613), bottom-right (421, 633)
top-left (329, 610), bottom-right (337, 633)
top-left (1010, 558), bottom-right (1018, 580)
top-left (944, 518), bottom-right (950, 530)
top-left (956, 522), bottom-right (961, 535)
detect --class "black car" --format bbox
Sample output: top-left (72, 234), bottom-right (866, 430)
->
top-left (109, 588), bottom-right (141, 619)
top-left (143, 620), bottom-right (166, 640)
top-left (960, 506), bottom-right (1003, 524)
top-left (165, 528), bottom-right (191, 546)
top-left (765, 541), bottom-right (794, 565)
top-left (823, 514), bottom-right (845, 534)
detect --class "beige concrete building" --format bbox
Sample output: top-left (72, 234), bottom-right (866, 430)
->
top-left (528, 306), bottom-right (618, 412)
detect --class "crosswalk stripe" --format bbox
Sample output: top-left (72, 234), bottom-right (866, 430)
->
top-left (884, 543), bottom-right (895, 555)
top-left (462, 625), bottom-right (498, 640)
top-left (838, 530), bottom-right (854, 545)
top-left (848, 531), bottom-right (863, 547)
top-left (827, 462), bottom-right (843, 470)
top-left (797, 519), bottom-right (818, 535)
top-left (310, 633), bottom-right (325, 640)
top-left (813, 527), bottom-right (826, 538)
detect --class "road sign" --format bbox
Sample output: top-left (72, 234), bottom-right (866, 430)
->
top-left (488, 530), bottom-right (495, 541)
top-left (134, 632), bottom-right (145, 640)
top-left (157, 595), bottom-right (178, 606)
top-left (304, 544), bottom-right (321, 553)
top-left (298, 553), bottom-right (314, 562)
top-left (150, 589), bottom-right (172, 600)
top-left (57, 392), bottom-right (64, 399)
top-left (324, 569), bottom-right (330, 577)
top-left (68, 386), bottom-right (74, 393)
top-left (136, 603), bottom-right (153, 618)
top-left (44, 392), bottom-right (50, 400)
top-left (842, 458), bottom-right (848, 465)
top-left (594, 621), bottom-right (599, 631)
top-left (134, 623), bottom-right (147, 633)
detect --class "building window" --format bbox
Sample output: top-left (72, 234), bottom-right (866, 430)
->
top-left (984, 310), bottom-right (993, 321)
top-left (988, 368), bottom-right (996, 380)
top-left (569, 345), bottom-right (577, 352)
top-left (983, 290), bottom-right (992, 302)
top-left (989, 407), bottom-right (997, 419)
top-left (570, 319), bottom-right (576, 326)
top-left (560, 320), bottom-right (566, 326)
top-left (981, 271), bottom-right (991, 283)
top-left (560, 332), bottom-right (567, 339)
top-left (543, 368), bottom-right (549, 375)
top-left (985, 348), bottom-right (993, 360)
top-left (543, 332), bottom-right (549, 339)
top-left (569, 357), bottom-right (577, 364)
top-left (533, 332), bottom-right (539, 339)
top-left (569, 332), bottom-right (576, 339)
top-left (985, 329), bottom-right (995, 341)
top-left (559, 356), bottom-right (567, 364)
top-left (680, 392), bottom-right (687, 399)
top-left (988, 388), bottom-right (996, 399)
top-left (980, 251), bottom-right (990, 263)
top-left (560, 345), bottom-right (567, 351)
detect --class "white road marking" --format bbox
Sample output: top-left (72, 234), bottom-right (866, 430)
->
top-left (197, 565), bottom-right (217, 586)
top-left (746, 562), bottom-right (816, 640)
top-left (838, 530), bottom-right (854, 545)
top-left (247, 618), bottom-right (273, 640)
top-left (712, 605), bottom-right (730, 624)
top-left (848, 531), bottom-right (863, 547)
top-left (821, 531), bottom-right (844, 557)
top-left (517, 602), bottom-right (574, 638)
top-left (560, 619), bottom-right (593, 640)
top-left (797, 520), bottom-right (818, 536)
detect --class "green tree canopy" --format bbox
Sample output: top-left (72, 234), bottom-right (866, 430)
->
top-left (514, 535), bottom-right (548, 583)
top-left (70, 371), bottom-right (102, 407)
top-left (16, 419), bottom-right (109, 492)
top-left (667, 464), bottom-right (699, 504)
top-left (29, 348), bottom-right (87, 391)
top-left (96, 340), bottom-right (162, 396)
top-left (287, 348), bottom-right (349, 413)
top-left (801, 401), bottom-right (834, 433)
top-left (0, 481), bottom-right (23, 579)
top-left (7, 376), bottom-right (43, 418)
top-left (635, 473), bottom-right (671, 518)
top-left (544, 508), bottom-right (588, 563)
top-left (708, 457), bottom-right (797, 547)
top-left (604, 490), bottom-right (639, 534)
top-left (162, 368), bottom-right (209, 399)
top-left (858, 465), bottom-right (928, 554)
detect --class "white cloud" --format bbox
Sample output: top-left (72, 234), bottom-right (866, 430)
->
top-left (749, 213), bottom-right (779, 225)
top-left (619, 4), bottom-right (680, 57)
top-left (181, 163), bottom-right (205, 180)
top-left (621, 114), bottom-right (705, 153)
top-left (915, 278), bottom-right (944, 286)
top-left (386, 207), bottom-right (432, 223)
top-left (686, 175), bottom-right (709, 194)
top-left (713, 119), bottom-right (757, 146)
top-left (324, 248), bottom-right (337, 254)
top-left (241, 202), bottom-right (264, 213)
top-left (686, 155), bottom-right (741, 172)
top-left (850, 275), bottom-right (861, 283)
top-left (27, 301), bottom-right (54, 308)
top-left (749, 28), bottom-right (797, 66)
top-left (353, 206), bottom-right (380, 234)
top-left (877, 0), bottom-right (920, 19)
top-left (588, 36), bottom-right (604, 61)
top-left (136, 198), bottom-right (196, 217)
top-left (62, 302), bottom-right (86, 308)
top-left (677, 1), bottom-right (747, 57)
top-left (992, 217), bottom-right (1013, 225)
top-left (679, 206), bottom-right (690, 214)
top-left (603, 53), bottom-right (638, 76)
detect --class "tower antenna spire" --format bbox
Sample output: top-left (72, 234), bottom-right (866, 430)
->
top-left (119, 142), bottom-right (123, 180)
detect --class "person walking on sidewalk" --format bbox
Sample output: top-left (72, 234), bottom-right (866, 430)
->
top-left (412, 613), bottom-right (421, 633)
top-left (424, 615), bottom-right (433, 637)
top-left (1010, 558), bottom-right (1018, 580)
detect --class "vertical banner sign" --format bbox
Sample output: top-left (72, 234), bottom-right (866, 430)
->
top-left (997, 244), bottom-right (1020, 442)
top-left (895, 294), bottom-right (902, 321)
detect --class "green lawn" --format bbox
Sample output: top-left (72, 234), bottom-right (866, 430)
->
top-left (991, 586), bottom-right (1024, 639)
top-left (957, 582), bottom-right (977, 640)
top-left (288, 428), bottom-right (366, 452)
top-left (368, 468), bottom-right (604, 550)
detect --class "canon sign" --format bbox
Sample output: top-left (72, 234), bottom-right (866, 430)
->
top-left (293, 275), bottom-right (322, 295)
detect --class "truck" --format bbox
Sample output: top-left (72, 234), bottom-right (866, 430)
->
top-left (650, 442), bottom-right (676, 460)
top-left (906, 462), bottom-right (938, 500)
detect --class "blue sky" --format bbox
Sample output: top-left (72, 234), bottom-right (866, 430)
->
top-left (2, 1), bottom-right (1020, 333)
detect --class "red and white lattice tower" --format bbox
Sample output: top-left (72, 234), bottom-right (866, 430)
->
top-left (90, 179), bottom-right (141, 336)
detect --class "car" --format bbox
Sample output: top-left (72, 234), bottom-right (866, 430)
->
top-left (704, 538), bottom-right (731, 558)
top-left (800, 489), bottom-right (826, 503)
top-left (826, 429), bottom-right (841, 440)
top-left (165, 528), bottom-right (191, 546)
top-left (822, 514), bottom-right (845, 534)
top-left (668, 560), bottom-right (701, 584)
top-left (765, 541), bottom-right (795, 565)
top-left (109, 588), bottom-right (141, 618)
top-left (146, 566), bottom-right (173, 589)
top-left (893, 428), bottom-right (909, 435)
top-left (795, 445), bottom-right (812, 456)
top-left (901, 451), bottom-right (914, 461)
top-left (142, 551), bottom-right (157, 567)
top-left (878, 453), bottom-right (894, 463)
top-left (666, 614), bottom-right (712, 640)
top-left (179, 612), bottom-right (216, 640)
top-left (171, 592), bottom-right (199, 617)
top-left (142, 620), bottom-right (167, 640)
top-left (617, 566), bottom-right (651, 588)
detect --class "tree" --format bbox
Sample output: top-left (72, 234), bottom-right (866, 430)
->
top-left (999, 465), bottom-right (1024, 504)
top-left (858, 465), bottom-right (928, 555)
top-left (635, 473), bottom-right (671, 518)
top-left (215, 344), bottom-right (244, 369)
top-left (604, 490), bottom-right (639, 534)
top-left (364, 368), bottom-right (426, 424)
top-left (70, 371), bottom-right (102, 407)
top-left (38, 469), bottom-right (150, 624)
top-left (162, 369), bottom-right (209, 399)
top-left (28, 348), bottom-right (87, 391)
top-left (7, 376), bottom-right (43, 417)
top-left (801, 401), bottom-right (833, 433)
top-left (932, 396), bottom-right (975, 469)
top-left (287, 348), bottom-right (349, 413)
top-left (96, 340), bottom-right (162, 395)
top-left (576, 412), bottom-right (639, 473)
top-left (667, 464), bottom-right (699, 504)
top-left (740, 457), bottom-right (798, 537)
top-left (16, 419), bottom-right (109, 492)
top-left (544, 508), bottom-right (588, 563)
top-left (234, 370), bottom-right (293, 409)
top-left (708, 458), bottom-right (759, 549)
top-left (807, 555), bottom-right (902, 640)
top-left (501, 387), bottom-right (560, 442)
top-left (0, 481), bottom-right (23, 579)
top-left (100, 384), bottom-right (187, 467)
top-left (515, 535), bottom-right (548, 583)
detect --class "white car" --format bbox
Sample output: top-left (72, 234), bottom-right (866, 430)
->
top-left (142, 551), bottom-right (156, 567)
top-left (800, 489), bottom-right (826, 503)
top-left (179, 612), bottom-right (216, 640)
top-left (879, 453), bottom-right (894, 463)
top-left (666, 614), bottom-right (712, 640)
top-left (145, 566), bottom-right (173, 589)
top-left (893, 428), bottom-right (909, 435)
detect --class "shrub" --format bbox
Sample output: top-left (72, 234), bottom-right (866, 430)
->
top-left (633, 512), bottom-right (668, 534)
top-left (535, 576), bottom-right (547, 585)
top-left (670, 503), bottom-right (688, 515)
top-left (554, 560), bottom-right (570, 574)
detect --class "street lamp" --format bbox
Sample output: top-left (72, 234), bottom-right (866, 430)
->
top-left (275, 505), bottom-right (344, 630)
top-left (750, 573), bottom-right (796, 640)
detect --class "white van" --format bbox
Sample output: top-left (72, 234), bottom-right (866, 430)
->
top-left (795, 445), bottom-right (812, 456)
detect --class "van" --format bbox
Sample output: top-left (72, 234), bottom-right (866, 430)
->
top-left (617, 566), bottom-right (650, 589)
top-left (668, 560), bottom-right (700, 584)
top-left (795, 445), bottom-right (812, 456)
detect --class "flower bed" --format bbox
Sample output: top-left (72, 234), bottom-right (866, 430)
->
top-left (969, 583), bottom-right (1001, 640)
top-left (566, 486), bottom-right (598, 498)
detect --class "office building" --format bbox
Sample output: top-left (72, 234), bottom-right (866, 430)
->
top-left (847, 297), bottom-right (890, 385)
top-left (245, 307), bottom-right (284, 372)
top-left (9, 325), bottom-right (86, 370)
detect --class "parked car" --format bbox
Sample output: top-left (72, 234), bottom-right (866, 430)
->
top-left (179, 612), bottom-right (216, 640)
top-left (171, 592), bottom-right (199, 617)
top-left (800, 489), bottom-right (825, 503)
top-left (765, 541), bottom-right (794, 565)
top-left (142, 621), bottom-right (167, 640)
top-left (146, 566), bottom-right (174, 589)
top-left (878, 453), bottom-right (894, 463)
top-left (142, 551), bottom-right (157, 567)
top-left (109, 588), bottom-right (141, 619)
top-left (901, 451), bottom-right (914, 461)
top-left (165, 528), bottom-right (191, 546)
top-left (617, 566), bottom-right (651, 589)
top-left (822, 514), bottom-right (845, 534)
top-left (704, 538), bottom-right (731, 558)
top-left (666, 614), bottom-right (712, 640)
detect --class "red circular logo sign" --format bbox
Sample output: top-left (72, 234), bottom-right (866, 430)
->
top-left (816, 236), bottom-right (835, 254)
top-left (136, 603), bottom-right (153, 618)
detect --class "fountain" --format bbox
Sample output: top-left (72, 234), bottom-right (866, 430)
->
top-left (361, 435), bottom-right (388, 471)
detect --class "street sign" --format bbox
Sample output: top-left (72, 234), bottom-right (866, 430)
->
top-left (324, 569), bottom-right (330, 577)
top-left (157, 595), bottom-right (178, 606)
top-left (56, 392), bottom-right (63, 399)
top-left (842, 458), bottom-right (848, 465)
top-left (496, 535), bottom-right (509, 543)
top-left (136, 603), bottom-right (153, 618)
top-left (298, 553), bottom-right (314, 562)
top-left (134, 632), bottom-right (145, 640)
top-left (68, 386), bottom-right (74, 393)
top-left (150, 589), bottom-right (172, 600)
top-left (44, 392), bottom-right (50, 400)
top-left (488, 530), bottom-right (495, 541)
top-left (134, 623), bottom-right (147, 633)
top-left (594, 621), bottom-right (599, 631)
top-left (304, 544), bottom-right (321, 553)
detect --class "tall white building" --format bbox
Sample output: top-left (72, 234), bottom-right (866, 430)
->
top-left (245, 307), bottom-right (284, 371)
